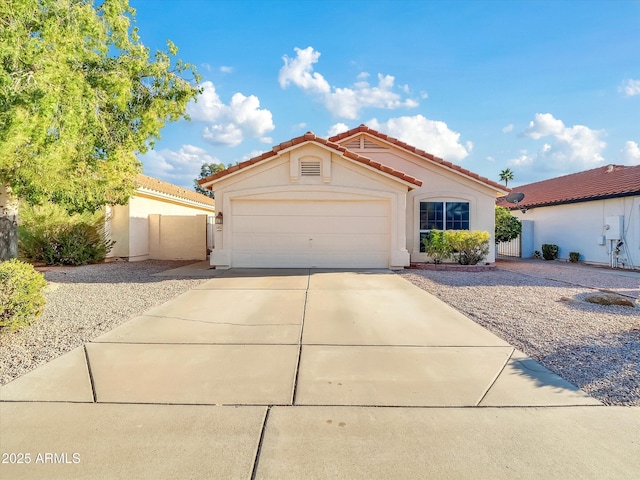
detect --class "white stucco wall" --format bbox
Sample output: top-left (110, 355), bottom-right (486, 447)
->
top-left (512, 196), bottom-right (639, 268)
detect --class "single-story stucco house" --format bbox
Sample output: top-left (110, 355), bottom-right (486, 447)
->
top-left (198, 125), bottom-right (507, 269)
top-left (107, 174), bottom-right (216, 262)
top-left (497, 164), bottom-right (640, 269)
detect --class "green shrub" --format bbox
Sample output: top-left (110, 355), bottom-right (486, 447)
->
top-left (422, 230), bottom-right (452, 264)
top-left (18, 202), bottom-right (114, 265)
top-left (569, 251), bottom-right (581, 263)
top-left (445, 230), bottom-right (491, 265)
top-left (541, 244), bottom-right (559, 260)
top-left (495, 206), bottom-right (522, 244)
top-left (0, 259), bottom-right (47, 331)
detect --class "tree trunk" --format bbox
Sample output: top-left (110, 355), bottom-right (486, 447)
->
top-left (0, 183), bottom-right (19, 260)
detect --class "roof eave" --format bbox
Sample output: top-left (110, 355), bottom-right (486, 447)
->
top-left (330, 127), bottom-right (507, 195)
top-left (504, 190), bottom-right (640, 210)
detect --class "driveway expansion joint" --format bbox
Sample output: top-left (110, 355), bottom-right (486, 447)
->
top-left (475, 347), bottom-right (515, 406)
top-left (83, 344), bottom-right (97, 403)
top-left (250, 406), bottom-right (271, 480)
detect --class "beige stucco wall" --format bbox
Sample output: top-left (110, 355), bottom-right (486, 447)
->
top-left (338, 140), bottom-right (501, 263)
top-left (512, 196), bottom-right (639, 268)
top-left (107, 204), bottom-right (131, 258)
top-left (149, 214), bottom-right (208, 261)
top-left (107, 192), bottom-right (215, 261)
top-left (209, 143), bottom-right (412, 269)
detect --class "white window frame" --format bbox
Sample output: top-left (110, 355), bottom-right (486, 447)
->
top-left (418, 200), bottom-right (470, 252)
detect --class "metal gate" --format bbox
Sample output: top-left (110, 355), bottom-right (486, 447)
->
top-left (497, 235), bottom-right (521, 258)
top-left (207, 215), bottom-right (215, 253)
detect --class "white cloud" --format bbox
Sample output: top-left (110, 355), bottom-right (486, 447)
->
top-left (486, 156), bottom-right (495, 162)
top-left (619, 79), bottom-right (640, 96)
top-left (367, 115), bottom-right (471, 162)
top-left (220, 66), bottom-right (234, 74)
top-left (279, 47), bottom-right (330, 94)
top-left (622, 141), bottom-right (640, 165)
top-left (141, 145), bottom-right (222, 188)
top-left (523, 113), bottom-right (565, 139)
top-left (327, 123), bottom-right (350, 137)
top-left (187, 81), bottom-right (275, 147)
top-left (521, 113), bottom-right (606, 170)
top-left (239, 150), bottom-right (267, 162)
top-left (507, 152), bottom-right (534, 167)
top-left (502, 124), bottom-right (514, 133)
top-left (279, 46), bottom-right (418, 119)
top-left (202, 124), bottom-right (243, 147)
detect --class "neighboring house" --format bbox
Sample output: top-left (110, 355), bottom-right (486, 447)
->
top-left (107, 174), bottom-right (216, 261)
top-left (497, 164), bottom-right (640, 269)
top-left (198, 125), bottom-right (507, 269)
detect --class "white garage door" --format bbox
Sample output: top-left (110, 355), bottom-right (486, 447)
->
top-left (231, 199), bottom-right (390, 268)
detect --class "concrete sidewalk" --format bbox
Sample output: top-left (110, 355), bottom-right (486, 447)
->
top-left (1, 268), bottom-right (638, 479)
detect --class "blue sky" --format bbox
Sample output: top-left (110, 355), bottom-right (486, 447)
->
top-left (131, 0), bottom-right (640, 189)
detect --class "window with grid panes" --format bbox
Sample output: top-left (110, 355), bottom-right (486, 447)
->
top-left (419, 201), bottom-right (470, 252)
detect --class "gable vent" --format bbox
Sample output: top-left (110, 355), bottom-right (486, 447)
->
top-left (363, 139), bottom-right (387, 149)
top-left (301, 161), bottom-right (321, 176)
top-left (345, 139), bottom-right (362, 149)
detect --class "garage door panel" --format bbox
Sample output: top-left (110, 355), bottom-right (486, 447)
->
top-left (234, 216), bottom-right (388, 235)
top-left (232, 200), bottom-right (386, 218)
top-left (306, 234), bottom-right (387, 251)
top-left (230, 199), bottom-right (390, 268)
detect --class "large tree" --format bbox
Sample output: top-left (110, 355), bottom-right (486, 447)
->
top-left (194, 162), bottom-right (225, 199)
top-left (0, 0), bottom-right (200, 259)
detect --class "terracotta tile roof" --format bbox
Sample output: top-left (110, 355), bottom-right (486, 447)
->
top-left (197, 131), bottom-right (423, 187)
top-left (329, 124), bottom-right (508, 193)
top-left (496, 164), bottom-right (640, 209)
top-left (136, 174), bottom-right (215, 207)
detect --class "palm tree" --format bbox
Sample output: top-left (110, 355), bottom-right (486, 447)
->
top-left (499, 168), bottom-right (514, 187)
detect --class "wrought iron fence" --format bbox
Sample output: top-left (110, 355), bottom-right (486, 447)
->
top-left (497, 235), bottom-right (521, 258)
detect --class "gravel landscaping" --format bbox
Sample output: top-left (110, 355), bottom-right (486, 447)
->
top-left (400, 259), bottom-right (640, 406)
top-left (0, 260), bottom-right (208, 386)
top-left (1, 258), bottom-right (638, 406)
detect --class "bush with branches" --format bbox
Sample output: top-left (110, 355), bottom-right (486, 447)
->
top-left (0, 259), bottom-right (47, 331)
top-left (18, 203), bottom-right (113, 265)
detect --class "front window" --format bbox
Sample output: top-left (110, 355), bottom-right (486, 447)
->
top-left (419, 201), bottom-right (470, 252)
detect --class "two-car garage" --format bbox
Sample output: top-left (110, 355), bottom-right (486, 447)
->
top-left (230, 199), bottom-right (391, 268)
top-left (202, 134), bottom-right (421, 270)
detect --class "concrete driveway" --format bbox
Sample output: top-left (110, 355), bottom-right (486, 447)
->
top-left (1, 268), bottom-right (638, 479)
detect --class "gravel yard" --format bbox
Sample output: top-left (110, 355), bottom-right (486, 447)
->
top-left (0, 261), bottom-right (208, 386)
top-left (400, 259), bottom-right (640, 406)
top-left (1, 258), bottom-right (638, 406)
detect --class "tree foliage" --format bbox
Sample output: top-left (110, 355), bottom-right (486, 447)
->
top-left (0, 0), bottom-right (200, 213)
top-left (194, 162), bottom-right (225, 199)
top-left (495, 206), bottom-right (522, 244)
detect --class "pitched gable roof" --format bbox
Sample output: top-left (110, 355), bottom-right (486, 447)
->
top-left (329, 124), bottom-right (508, 193)
top-left (136, 174), bottom-right (215, 207)
top-left (197, 131), bottom-right (423, 187)
top-left (496, 164), bottom-right (640, 209)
